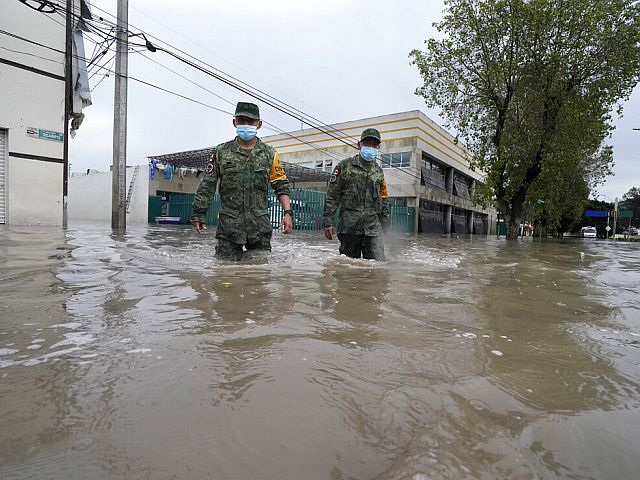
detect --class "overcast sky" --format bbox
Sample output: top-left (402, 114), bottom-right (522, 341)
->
top-left (70, 0), bottom-right (640, 201)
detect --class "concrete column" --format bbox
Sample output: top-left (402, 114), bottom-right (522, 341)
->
top-left (444, 204), bottom-right (452, 234)
top-left (414, 194), bottom-right (420, 233)
top-left (414, 147), bottom-right (421, 234)
top-left (446, 167), bottom-right (454, 193)
top-left (467, 210), bottom-right (474, 234)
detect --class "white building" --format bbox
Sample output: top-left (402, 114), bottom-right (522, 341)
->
top-left (263, 111), bottom-right (497, 234)
top-left (0, 0), bottom-right (91, 225)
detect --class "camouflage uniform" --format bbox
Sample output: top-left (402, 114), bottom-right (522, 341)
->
top-left (322, 155), bottom-right (390, 261)
top-left (190, 138), bottom-right (290, 260)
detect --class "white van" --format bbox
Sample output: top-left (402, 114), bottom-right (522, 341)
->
top-left (581, 226), bottom-right (597, 238)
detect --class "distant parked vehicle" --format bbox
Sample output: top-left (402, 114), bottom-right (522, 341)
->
top-left (581, 226), bottom-right (597, 238)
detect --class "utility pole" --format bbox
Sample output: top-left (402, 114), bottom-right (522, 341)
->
top-left (63, 0), bottom-right (72, 228)
top-left (112, 0), bottom-right (128, 230)
top-left (613, 197), bottom-right (619, 240)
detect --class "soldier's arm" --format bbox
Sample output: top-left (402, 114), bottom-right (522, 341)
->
top-left (269, 151), bottom-right (293, 234)
top-left (190, 151), bottom-right (219, 225)
top-left (379, 176), bottom-right (391, 231)
top-left (269, 151), bottom-right (291, 198)
top-left (323, 164), bottom-right (343, 228)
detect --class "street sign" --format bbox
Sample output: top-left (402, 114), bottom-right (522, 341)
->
top-left (605, 226), bottom-right (611, 231)
top-left (585, 210), bottom-right (608, 217)
top-left (26, 127), bottom-right (64, 142)
top-left (619, 210), bottom-right (633, 219)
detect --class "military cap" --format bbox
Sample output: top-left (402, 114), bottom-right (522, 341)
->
top-left (361, 128), bottom-right (381, 142)
top-left (234, 102), bottom-right (260, 120)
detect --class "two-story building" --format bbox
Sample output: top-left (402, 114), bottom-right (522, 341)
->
top-left (262, 110), bottom-right (497, 234)
top-left (0, 0), bottom-right (91, 225)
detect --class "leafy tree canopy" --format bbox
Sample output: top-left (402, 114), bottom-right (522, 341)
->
top-left (410, 0), bottom-right (640, 238)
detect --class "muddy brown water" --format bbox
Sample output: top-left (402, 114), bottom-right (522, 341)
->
top-left (1, 223), bottom-right (639, 479)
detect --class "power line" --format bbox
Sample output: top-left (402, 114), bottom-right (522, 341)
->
top-left (36, 2), bottom-right (426, 184)
top-left (137, 52), bottom-right (354, 167)
top-left (9, 4), bottom-right (426, 185)
top-left (128, 3), bottom-right (335, 124)
top-left (54, 1), bottom-right (361, 144)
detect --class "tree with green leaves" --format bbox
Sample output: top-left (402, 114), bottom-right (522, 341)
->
top-left (410, 0), bottom-right (640, 238)
top-left (619, 186), bottom-right (640, 227)
top-left (620, 186), bottom-right (640, 213)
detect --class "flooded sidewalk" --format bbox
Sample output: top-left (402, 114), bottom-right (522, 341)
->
top-left (1, 223), bottom-right (639, 479)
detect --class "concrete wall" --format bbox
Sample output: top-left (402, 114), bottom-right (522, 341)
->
top-left (68, 165), bottom-right (149, 223)
top-left (0, 1), bottom-right (67, 225)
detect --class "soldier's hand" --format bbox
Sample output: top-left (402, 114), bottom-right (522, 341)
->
top-left (281, 215), bottom-right (293, 234)
top-left (324, 226), bottom-right (336, 240)
top-left (192, 221), bottom-right (206, 234)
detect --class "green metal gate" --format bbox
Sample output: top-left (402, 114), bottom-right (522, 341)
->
top-left (157, 189), bottom-right (415, 233)
top-left (389, 205), bottom-right (415, 235)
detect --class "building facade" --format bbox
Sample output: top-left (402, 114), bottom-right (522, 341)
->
top-left (262, 110), bottom-right (497, 234)
top-left (0, 0), bottom-right (91, 225)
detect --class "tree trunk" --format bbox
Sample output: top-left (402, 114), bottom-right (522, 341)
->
top-left (502, 199), bottom-right (524, 239)
top-left (533, 222), bottom-right (547, 238)
top-left (506, 216), bottom-right (521, 239)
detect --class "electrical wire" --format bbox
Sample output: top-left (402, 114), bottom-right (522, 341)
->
top-left (7, 5), bottom-right (427, 186)
top-left (138, 52), bottom-right (352, 167)
top-left (128, 3), bottom-right (335, 124)
top-left (53, 1), bottom-right (361, 143)
top-left (35, 2), bottom-right (428, 184)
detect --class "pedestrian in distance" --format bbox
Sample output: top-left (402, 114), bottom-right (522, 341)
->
top-left (190, 102), bottom-right (293, 260)
top-left (322, 128), bottom-right (391, 261)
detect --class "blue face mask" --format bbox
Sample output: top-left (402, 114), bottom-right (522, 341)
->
top-left (236, 125), bottom-right (258, 141)
top-left (360, 146), bottom-right (378, 162)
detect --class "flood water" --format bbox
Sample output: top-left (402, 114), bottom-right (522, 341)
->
top-left (1, 222), bottom-right (639, 479)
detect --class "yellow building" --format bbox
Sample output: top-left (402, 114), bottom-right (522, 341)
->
top-left (262, 110), bottom-right (497, 234)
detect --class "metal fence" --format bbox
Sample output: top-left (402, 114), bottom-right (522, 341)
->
top-left (159, 189), bottom-right (415, 234)
top-left (389, 205), bottom-right (416, 235)
top-left (270, 189), bottom-right (327, 230)
top-left (167, 193), bottom-right (221, 225)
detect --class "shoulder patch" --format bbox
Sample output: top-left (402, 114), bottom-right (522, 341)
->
top-left (329, 165), bottom-right (341, 183)
top-left (204, 151), bottom-right (217, 175)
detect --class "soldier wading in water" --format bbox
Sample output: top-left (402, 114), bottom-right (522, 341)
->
top-left (323, 128), bottom-right (391, 261)
top-left (190, 102), bottom-right (293, 260)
